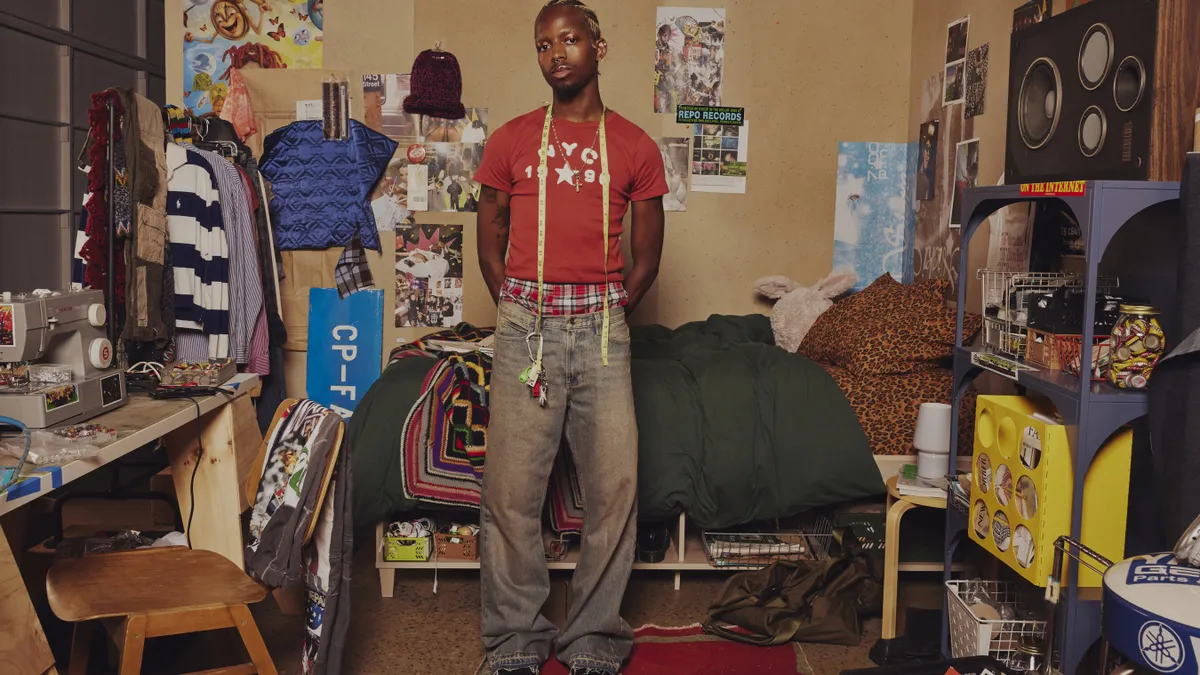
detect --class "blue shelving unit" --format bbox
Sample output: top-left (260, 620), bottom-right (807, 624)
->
top-left (941, 181), bottom-right (1181, 675)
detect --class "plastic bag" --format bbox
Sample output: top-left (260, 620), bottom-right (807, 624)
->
top-left (0, 429), bottom-right (102, 465)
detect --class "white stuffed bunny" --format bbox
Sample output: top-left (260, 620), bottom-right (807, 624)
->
top-left (755, 270), bottom-right (858, 352)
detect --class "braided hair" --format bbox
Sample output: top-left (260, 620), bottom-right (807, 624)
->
top-left (540, 0), bottom-right (603, 41)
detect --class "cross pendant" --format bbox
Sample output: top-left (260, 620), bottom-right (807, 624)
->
top-left (573, 172), bottom-right (582, 192)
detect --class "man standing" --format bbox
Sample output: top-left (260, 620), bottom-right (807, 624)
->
top-left (473, 1), bottom-right (667, 673)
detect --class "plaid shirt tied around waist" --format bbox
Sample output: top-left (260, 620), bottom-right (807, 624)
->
top-left (501, 277), bottom-right (628, 316)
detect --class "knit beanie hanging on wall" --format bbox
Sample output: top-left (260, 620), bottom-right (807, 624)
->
top-left (404, 48), bottom-right (466, 120)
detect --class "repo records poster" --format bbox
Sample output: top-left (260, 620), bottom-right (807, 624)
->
top-left (182, 0), bottom-right (325, 116)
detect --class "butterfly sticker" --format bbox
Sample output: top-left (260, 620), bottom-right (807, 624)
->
top-left (267, 23), bottom-right (285, 41)
top-left (298, 12), bottom-right (309, 21)
top-left (293, 28), bottom-right (311, 46)
top-left (269, 16), bottom-right (280, 26)
top-left (200, 23), bottom-right (208, 31)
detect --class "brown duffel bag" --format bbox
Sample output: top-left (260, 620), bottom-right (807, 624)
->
top-left (702, 531), bottom-right (882, 647)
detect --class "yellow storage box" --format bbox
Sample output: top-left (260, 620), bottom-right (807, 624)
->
top-left (969, 395), bottom-right (1131, 587)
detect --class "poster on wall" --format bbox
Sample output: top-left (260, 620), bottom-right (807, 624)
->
top-left (965, 44), bottom-right (989, 118)
top-left (834, 142), bottom-right (917, 290)
top-left (1013, 0), bottom-right (1052, 32)
top-left (916, 120), bottom-right (939, 201)
top-left (986, 174), bottom-right (1035, 273)
top-left (306, 288), bottom-right (384, 419)
top-left (655, 137), bottom-right (690, 211)
top-left (690, 121), bottom-right (747, 193)
top-left (912, 68), bottom-right (974, 296)
top-left (394, 223), bottom-right (464, 328)
top-left (182, 0), bottom-right (325, 117)
top-left (363, 73), bottom-right (419, 142)
top-left (950, 138), bottom-right (980, 228)
top-left (654, 7), bottom-right (727, 114)
top-left (943, 16), bottom-right (969, 106)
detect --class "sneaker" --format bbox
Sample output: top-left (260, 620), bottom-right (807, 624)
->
top-left (496, 669), bottom-right (538, 675)
top-left (570, 669), bottom-right (614, 675)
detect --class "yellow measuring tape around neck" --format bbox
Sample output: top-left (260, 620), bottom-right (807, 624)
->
top-left (535, 102), bottom-right (612, 371)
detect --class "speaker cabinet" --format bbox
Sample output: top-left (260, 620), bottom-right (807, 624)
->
top-left (1005, 0), bottom-right (1200, 184)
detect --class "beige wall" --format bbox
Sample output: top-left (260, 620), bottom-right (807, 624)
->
top-left (166, 0), bottom-right (918, 393)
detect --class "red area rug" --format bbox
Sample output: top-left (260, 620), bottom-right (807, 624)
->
top-left (540, 624), bottom-right (813, 675)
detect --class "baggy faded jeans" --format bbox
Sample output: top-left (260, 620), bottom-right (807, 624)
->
top-left (480, 299), bottom-right (638, 674)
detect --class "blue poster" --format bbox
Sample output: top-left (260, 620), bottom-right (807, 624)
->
top-left (833, 141), bottom-right (918, 290)
top-left (306, 288), bottom-right (384, 418)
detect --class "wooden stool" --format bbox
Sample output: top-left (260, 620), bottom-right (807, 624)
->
top-left (46, 546), bottom-right (277, 675)
top-left (881, 473), bottom-right (949, 640)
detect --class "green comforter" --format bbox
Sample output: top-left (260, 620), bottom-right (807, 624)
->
top-left (349, 314), bottom-right (884, 531)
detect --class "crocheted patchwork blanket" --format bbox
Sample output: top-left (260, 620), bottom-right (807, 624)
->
top-left (392, 324), bottom-right (585, 534)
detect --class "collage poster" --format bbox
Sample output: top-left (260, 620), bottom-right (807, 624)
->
top-left (656, 137), bottom-right (690, 211)
top-left (833, 142), bottom-right (916, 291)
top-left (690, 121), bottom-right (747, 194)
top-left (363, 74), bottom-right (487, 217)
top-left (654, 7), bottom-right (726, 114)
top-left (394, 223), bottom-right (465, 328)
top-left (182, 0), bottom-right (325, 116)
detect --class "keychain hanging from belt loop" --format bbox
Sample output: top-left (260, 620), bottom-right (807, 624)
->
top-left (517, 101), bottom-right (612, 408)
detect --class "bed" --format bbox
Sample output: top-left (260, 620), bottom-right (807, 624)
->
top-left (349, 275), bottom-right (978, 535)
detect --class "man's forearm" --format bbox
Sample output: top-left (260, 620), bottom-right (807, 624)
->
top-left (481, 254), bottom-right (506, 304)
top-left (623, 262), bottom-right (659, 316)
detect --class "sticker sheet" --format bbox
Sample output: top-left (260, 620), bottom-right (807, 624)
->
top-left (394, 223), bottom-right (464, 328)
top-left (690, 121), bottom-right (747, 194)
top-left (833, 142), bottom-right (916, 290)
top-left (182, 0), bottom-right (324, 116)
top-left (654, 7), bottom-right (727, 114)
top-left (655, 137), bottom-right (691, 211)
top-left (966, 44), bottom-right (990, 118)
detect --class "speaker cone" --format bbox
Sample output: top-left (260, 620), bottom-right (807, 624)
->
top-left (1019, 57), bottom-right (1062, 150)
top-left (1078, 23), bottom-right (1113, 90)
top-left (1078, 105), bottom-right (1107, 157)
top-left (1114, 56), bottom-right (1146, 111)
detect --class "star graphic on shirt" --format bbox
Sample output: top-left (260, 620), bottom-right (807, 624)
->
top-left (554, 163), bottom-right (576, 186)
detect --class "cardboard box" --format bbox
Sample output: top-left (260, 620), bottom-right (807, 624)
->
top-left (384, 534), bottom-right (430, 562)
top-left (435, 532), bottom-right (479, 561)
top-left (1026, 328), bottom-right (1072, 370)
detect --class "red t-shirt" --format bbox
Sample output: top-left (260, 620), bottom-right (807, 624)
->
top-left (473, 108), bottom-right (668, 283)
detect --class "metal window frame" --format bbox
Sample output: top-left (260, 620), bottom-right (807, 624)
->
top-left (0, 1), bottom-right (161, 290)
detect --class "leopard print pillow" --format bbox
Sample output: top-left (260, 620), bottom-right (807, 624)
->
top-left (800, 273), bottom-right (981, 376)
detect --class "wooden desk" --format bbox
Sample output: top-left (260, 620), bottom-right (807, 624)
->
top-left (0, 374), bottom-right (262, 675)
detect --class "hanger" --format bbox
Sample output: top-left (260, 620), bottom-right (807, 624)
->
top-left (433, 41), bottom-right (443, 52)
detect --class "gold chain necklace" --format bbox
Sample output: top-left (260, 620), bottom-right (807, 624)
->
top-left (549, 112), bottom-right (604, 193)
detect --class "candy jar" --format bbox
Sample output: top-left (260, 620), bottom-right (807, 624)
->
top-left (1107, 304), bottom-right (1165, 389)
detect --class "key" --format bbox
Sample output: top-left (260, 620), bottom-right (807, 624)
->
top-left (536, 372), bottom-right (548, 407)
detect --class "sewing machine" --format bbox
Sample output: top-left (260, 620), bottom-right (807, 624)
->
top-left (0, 288), bottom-right (126, 428)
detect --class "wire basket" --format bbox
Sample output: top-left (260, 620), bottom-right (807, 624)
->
top-left (979, 271), bottom-right (1081, 359)
top-left (1054, 334), bottom-right (1111, 381)
top-left (946, 580), bottom-right (1047, 667)
top-left (703, 514), bottom-right (834, 569)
